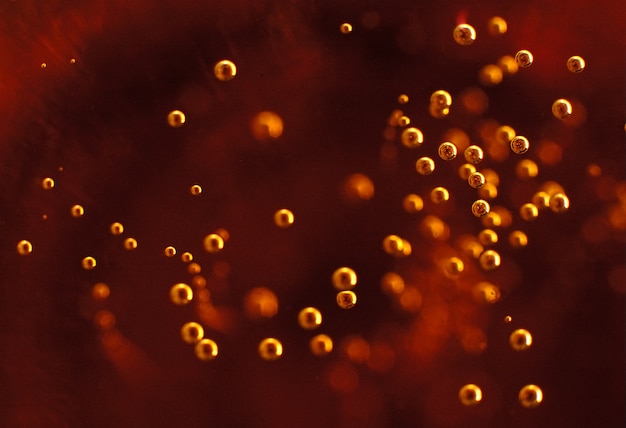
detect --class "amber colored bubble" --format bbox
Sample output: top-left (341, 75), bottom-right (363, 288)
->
top-left (464, 145), bottom-right (484, 165)
top-left (94, 310), bottom-right (116, 330)
top-left (82, 256), bottom-right (96, 270)
top-left (552, 99), bottom-right (572, 120)
top-left (258, 338), bottom-right (283, 361)
top-left (549, 193), bottom-right (570, 213)
top-left (537, 140), bottom-right (562, 166)
top-left (109, 222), bottom-right (124, 235)
top-left (479, 250), bottom-right (501, 271)
top-left (92, 283), bottom-right (110, 300)
top-left (458, 163), bottom-right (476, 180)
top-left (519, 384), bottom-right (543, 407)
top-left (430, 90), bottom-right (452, 107)
top-left (397, 94), bottom-right (409, 104)
top-left (343, 336), bottom-right (370, 364)
top-left (401, 127), bottom-right (424, 148)
top-left (170, 283), bottom-right (193, 305)
top-left (274, 208), bottom-right (295, 228)
top-left (492, 206), bottom-right (513, 228)
top-left (17, 240), bottom-right (33, 255)
top-left (397, 286), bottom-right (422, 313)
top-left (340, 22), bottom-right (353, 34)
top-left (459, 87), bottom-right (489, 115)
top-left (164, 246), bottom-right (177, 257)
top-left (167, 110), bottom-right (186, 128)
top-left (531, 192), bottom-right (550, 210)
top-left (430, 187), bottom-right (450, 205)
top-left (298, 307), bottom-right (322, 330)
top-left (70, 204), bottom-right (85, 218)
top-left (495, 125), bottom-right (516, 145)
top-left (251, 111), bottom-right (283, 141)
top-left (586, 163), bottom-right (602, 177)
top-left (398, 115), bottom-right (411, 127)
top-left (195, 339), bottom-right (218, 361)
top-left (472, 200), bottom-right (490, 217)
top-left (510, 136), bottom-right (530, 154)
top-left (187, 262), bottom-right (201, 275)
top-left (203, 233), bottom-right (225, 253)
top-left (402, 194), bottom-right (423, 213)
top-left (416, 157), bottom-right (435, 175)
top-left (380, 272), bottom-right (405, 295)
top-left (310, 334), bottom-right (333, 356)
top-left (497, 55), bottom-right (518, 75)
top-left (566, 55), bottom-right (585, 73)
top-left (458, 235), bottom-right (483, 259)
top-left (478, 183), bottom-right (498, 200)
top-left (438, 142), bottom-right (457, 161)
top-left (504, 315), bottom-right (513, 323)
top-left (479, 64), bottom-right (503, 86)
top-left (420, 215), bottom-right (450, 241)
top-left (478, 229), bottom-right (498, 246)
top-left (190, 184), bottom-right (202, 195)
top-left (453, 24), bottom-right (476, 46)
top-left (429, 104), bottom-right (450, 119)
top-left (181, 252), bottom-right (193, 262)
top-left (382, 235), bottom-right (405, 256)
top-left (481, 211), bottom-right (501, 229)
top-left (443, 257), bottom-right (464, 276)
top-left (509, 230), bottom-right (528, 248)
top-left (473, 281), bottom-right (501, 304)
top-left (41, 177), bottom-right (55, 190)
top-left (509, 328), bottom-right (533, 351)
top-left (516, 159), bottom-right (538, 179)
top-left (459, 384), bottom-right (483, 406)
top-left (336, 290), bottom-right (357, 309)
top-left (468, 171), bottom-right (486, 189)
top-left (213, 59), bottom-right (237, 81)
top-left (343, 173), bottom-right (375, 201)
top-left (181, 322), bottom-right (205, 344)
top-left (487, 16), bottom-right (507, 36)
top-left (515, 50), bottom-right (533, 68)
top-left (520, 203), bottom-right (539, 221)
top-left (243, 287), bottom-right (278, 320)
top-left (332, 267), bottom-right (357, 290)
top-left (123, 238), bottom-right (138, 251)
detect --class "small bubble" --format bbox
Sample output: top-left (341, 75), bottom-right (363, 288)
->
top-left (552, 99), bottom-right (572, 120)
top-left (203, 233), bottom-right (225, 253)
top-left (110, 222), bottom-right (124, 235)
top-left (549, 193), bottom-right (570, 213)
top-left (509, 328), bottom-right (533, 351)
top-left (453, 24), bottom-right (476, 46)
top-left (464, 145), bottom-right (484, 164)
top-left (459, 384), bottom-right (482, 406)
top-left (380, 272), bottom-right (405, 295)
top-left (416, 157), bottom-right (435, 175)
top-left (70, 204), bottom-right (85, 217)
top-left (187, 262), bottom-right (201, 275)
top-left (382, 235), bottom-right (410, 257)
top-left (508, 230), bottom-right (528, 248)
top-left (458, 163), bottom-right (477, 180)
top-left (258, 338), bottom-right (283, 361)
top-left (298, 307), bottom-right (323, 330)
top-left (181, 322), bottom-right (204, 344)
top-left (214, 59), bottom-right (237, 81)
top-left (41, 63), bottom-right (47, 69)
top-left (69, 58), bottom-right (76, 64)
top-left (170, 283), bottom-right (193, 305)
top-left (164, 246), bottom-right (177, 257)
top-left (41, 177), bottom-right (55, 190)
top-left (478, 229), bottom-right (498, 246)
top-left (181, 252), bottom-right (193, 263)
top-left (444, 257), bottom-right (465, 277)
top-left (430, 90), bottom-right (452, 107)
top-left (397, 94), bottom-right (409, 104)
top-left (81, 256), bottom-right (96, 270)
top-left (566, 55), bottom-right (585, 73)
top-left (473, 281), bottom-right (501, 303)
top-left (531, 192), bottom-right (551, 210)
top-left (438, 142), bottom-right (458, 161)
top-left (398, 115), bottom-right (411, 127)
top-left (402, 194), bottom-right (424, 213)
top-left (92, 283), bottom-right (110, 300)
top-left (504, 315), bottom-right (513, 323)
top-left (195, 339), bottom-right (218, 361)
top-left (510, 136), bottom-right (530, 154)
top-left (472, 200), bottom-right (490, 217)
top-left (518, 384), bottom-right (543, 408)
top-left (401, 127), bottom-right (424, 148)
top-left (515, 50), bottom-right (533, 68)
top-left (190, 184), bottom-right (202, 195)
top-left (487, 16), bottom-right (507, 36)
top-left (167, 110), bottom-right (186, 128)
top-left (17, 240), bottom-right (33, 255)
top-left (479, 250), bottom-right (501, 271)
top-left (497, 56), bottom-right (518, 75)
top-left (516, 159), bottom-right (538, 179)
top-left (243, 287), bottom-right (279, 320)
top-left (123, 238), bottom-right (138, 250)
top-left (274, 208), bottom-right (295, 228)
top-left (468, 171), bottom-right (486, 189)
top-left (332, 267), bottom-right (357, 290)
top-left (251, 111), bottom-right (283, 141)
top-left (336, 290), bottom-right (357, 309)
top-left (430, 187), bottom-right (450, 205)
top-left (340, 22), bottom-right (353, 34)
top-left (520, 203), bottom-right (539, 221)
top-left (310, 334), bottom-right (333, 356)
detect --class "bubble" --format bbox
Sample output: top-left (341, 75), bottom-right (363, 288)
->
top-left (531, 192), bottom-right (551, 210)
top-left (380, 272), bottom-right (405, 295)
top-left (416, 157), bottom-right (435, 175)
top-left (340, 22), bottom-right (353, 34)
top-left (443, 257), bottom-right (464, 277)
top-left (92, 283), bottom-right (110, 300)
top-left (190, 184), bottom-right (202, 195)
top-left (552, 98), bottom-right (572, 120)
top-left (429, 104), bottom-right (450, 119)
top-left (430, 90), bottom-right (452, 107)
top-left (251, 111), bottom-right (283, 141)
top-left (258, 338), bottom-right (283, 361)
top-left (402, 194), bottom-right (424, 213)
top-left (187, 262), bottom-right (201, 275)
top-left (430, 187), bottom-right (450, 204)
top-left (566, 55), bottom-right (585, 73)
top-left (164, 246), bottom-right (177, 257)
top-left (109, 222), bottom-right (124, 235)
top-left (382, 235), bottom-right (411, 257)
top-left (495, 125), bottom-right (516, 145)
top-left (478, 229), bottom-right (498, 246)
top-left (397, 94), bottom-right (409, 104)
top-left (520, 203), bottom-right (539, 221)
top-left (468, 171), bottom-right (486, 189)
top-left (479, 249), bottom-right (501, 271)
top-left (401, 127), bottom-right (424, 148)
top-left (509, 230), bottom-right (528, 248)
top-left (332, 267), bottom-right (357, 290)
top-left (398, 115), bottom-right (411, 127)
top-left (458, 163), bottom-right (477, 180)
top-left (464, 145), bottom-right (484, 165)
top-left (70, 204), bottom-right (85, 217)
top-left (310, 334), bottom-right (333, 356)
top-left (336, 290), bottom-right (357, 309)
top-left (167, 110), bottom-right (186, 128)
top-left (481, 211), bottom-right (502, 228)
top-left (191, 275), bottom-right (206, 288)
top-left (459, 384), bottom-right (483, 406)
top-left (17, 240), bottom-right (33, 255)
top-left (243, 287), bottom-right (279, 320)
top-left (510, 136), bottom-right (530, 154)
top-left (549, 193), bottom-right (570, 213)
top-left (420, 215), bottom-right (450, 241)
top-left (213, 59), bottom-right (237, 81)
top-left (504, 315), bottom-right (513, 323)
top-left (81, 256), bottom-right (96, 270)
top-left (473, 281), bottom-right (501, 303)
top-left (343, 173), bottom-right (375, 201)
top-left (453, 24), bottom-right (476, 46)
top-left (123, 238), bottom-right (138, 250)
top-left (69, 58), bottom-right (76, 64)
top-left (487, 16), bottom-right (508, 36)
top-left (509, 328), bottom-right (533, 351)
top-left (298, 307), bottom-right (323, 330)
top-left (478, 183), bottom-right (498, 200)
top-left (515, 50), bottom-right (533, 68)
top-left (41, 63), bottom-right (47, 69)
top-left (41, 177), bottom-right (55, 190)
top-left (195, 338), bottom-right (218, 361)
top-left (181, 252), bottom-right (193, 263)
top-left (438, 142), bottom-right (458, 160)
top-left (274, 208), bottom-right (295, 228)
top-left (170, 283), bottom-right (193, 305)
top-left (203, 233), bottom-right (225, 253)
top-left (492, 206), bottom-right (513, 227)
top-left (516, 159), bottom-right (538, 179)
top-left (518, 384), bottom-right (543, 408)
top-left (478, 64), bottom-right (503, 86)
top-left (94, 310), bottom-right (115, 330)
top-left (181, 322), bottom-right (204, 344)
top-left (458, 235), bottom-right (483, 259)
top-left (472, 200), bottom-right (490, 217)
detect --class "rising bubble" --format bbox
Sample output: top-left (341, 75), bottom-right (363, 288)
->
top-left (298, 307), bottom-right (323, 330)
top-left (17, 240), bottom-right (33, 255)
top-left (214, 59), bottom-right (237, 81)
top-left (336, 290), bottom-right (357, 309)
top-left (515, 50), bottom-right (534, 68)
top-left (552, 99), bottom-right (572, 120)
top-left (401, 127), bottom-right (424, 148)
top-left (332, 267), bottom-right (357, 290)
top-left (167, 110), bottom-right (186, 128)
top-left (453, 24), bottom-right (477, 46)
top-left (416, 157), bottom-right (435, 175)
top-left (518, 384), bottom-right (543, 407)
top-left (310, 334), bottom-right (333, 356)
top-left (195, 339), bottom-right (219, 361)
top-left (170, 283), bottom-right (193, 305)
top-left (509, 328), bottom-right (533, 351)
top-left (258, 338), bottom-right (283, 361)
top-left (181, 322), bottom-right (205, 344)
top-left (566, 55), bottom-right (585, 73)
top-left (274, 209), bottom-right (295, 228)
top-left (510, 136), bottom-right (530, 154)
top-left (438, 142), bottom-right (458, 160)
top-left (459, 384), bottom-right (483, 406)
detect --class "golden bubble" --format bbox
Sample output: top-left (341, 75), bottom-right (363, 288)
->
top-left (402, 194), bottom-right (424, 213)
top-left (478, 183), bottom-right (498, 200)
top-left (459, 87), bottom-right (489, 115)
top-left (401, 127), bottom-right (424, 148)
top-left (181, 252), bottom-right (193, 263)
top-left (531, 192), bottom-right (550, 210)
top-left (336, 290), bottom-right (357, 309)
top-left (41, 63), bottom-right (47, 69)
top-left (167, 110), bottom-right (185, 128)
top-left (332, 267), bottom-right (357, 290)
top-left (243, 287), bottom-right (279, 320)
top-left (438, 142), bottom-right (458, 161)
top-left (343, 336), bottom-right (370, 363)
top-left (310, 334), bottom-right (333, 356)
top-left (343, 173), bottom-right (375, 201)
top-left (94, 310), bottom-right (115, 330)
top-left (213, 59), bottom-right (237, 81)
top-left (488, 16), bottom-right (507, 36)
top-left (274, 208), bottom-right (295, 228)
top-left (17, 240), bottom-right (33, 255)
top-left (190, 184), bottom-right (202, 195)
top-left (187, 262), bottom-right (201, 275)
top-left (537, 140), bottom-right (563, 166)
top-left (69, 58), bottom-right (76, 64)
top-left (195, 338), bottom-right (218, 361)
top-left (520, 203), bottom-right (539, 221)
top-left (203, 233), bottom-right (225, 253)
top-left (464, 145), bottom-right (484, 165)
top-left (92, 283), bottom-right (110, 300)
top-left (459, 384), bottom-right (483, 406)
top-left (398, 115), bottom-right (411, 127)
top-left (251, 111), bottom-right (283, 141)
top-left (429, 104), bottom-right (450, 119)
top-left (549, 193), bottom-right (570, 213)
top-left (481, 211), bottom-right (501, 228)
top-left (516, 159), bottom-right (538, 179)
top-left (380, 272), bottom-right (405, 295)
top-left (70, 204), bottom-right (85, 217)
top-left (398, 286), bottom-right (422, 313)
top-left (420, 215), bottom-right (449, 241)
top-left (509, 230), bottom-right (528, 248)
top-left (509, 328), bottom-right (533, 351)
top-left (340, 22), bottom-right (353, 34)
top-left (430, 187), bottom-right (450, 204)
top-left (510, 136), bottom-right (530, 154)
top-left (566, 55), bottom-right (585, 73)
top-left (430, 90), bottom-right (452, 107)
top-left (504, 315), bottom-right (513, 323)
top-left (382, 235), bottom-right (406, 256)
top-left (416, 157), bottom-right (435, 175)
top-left (81, 256), bottom-right (96, 270)
top-left (468, 171), bottom-right (486, 189)
top-left (181, 322), bottom-right (204, 344)
top-left (479, 249), bottom-right (501, 271)
top-left (496, 125), bottom-right (516, 144)
top-left (123, 238), bottom-right (137, 251)
top-left (478, 229), bottom-right (498, 246)
top-left (458, 163), bottom-right (476, 180)
top-left (258, 338), bottom-right (283, 361)
top-left (519, 385), bottom-right (543, 408)
top-left (552, 98), bottom-right (572, 120)
top-left (458, 235), bottom-right (484, 259)
top-left (492, 206), bottom-right (513, 227)
top-left (473, 281), bottom-right (501, 303)
top-left (170, 283), bottom-right (193, 305)
top-left (298, 307), bottom-right (322, 330)
top-left (479, 64), bottom-right (503, 86)
top-left (586, 163), bottom-right (602, 177)
top-left (192, 275), bottom-right (207, 288)
top-left (109, 222), bottom-right (124, 235)
top-left (164, 246), bottom-right (177, 257)
top-left (515, 50), bottom-right (533, 68)
top-left (472, 200), bottom-right (490, 217)
top-left (453, 24), bottom-right (476, 46)
top-left (41, 177), bottom-right (55, 190)
top-left (397, 94), bottom-right (409, 104)
top-left (443, 257), bottom-right (465, 276)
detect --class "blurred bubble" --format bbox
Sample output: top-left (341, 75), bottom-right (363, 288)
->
top-left (170, 283), bottom-right (193, 305)
top-left (190, 184), bottom-right (202, 196)
top-left (520, 203), bottom-right (539, 221)
top-left (478, 183), bottom-right (498, 200)
top-left (438, 142), bottom-right (458, 161)
top-left (509, 328), bottom-right (533, 351)
top-left (459, 384), bottom-right (483, 406)
top-left (181, 252), bottom-right (193, 263)
top-left (380, 272), bottom-right (405, 295)
top-left (552, 99), bottom-right (572, 120)
top-left (509, 230), bottom-right (528, 248)
top-left (430, 187), bottom-right (450, 205)
top-left (496, 125), bottom-right (516, 144)
top-left (342, 336), bottom-right (371, 364)
top-left (383, 235), bottom-right (409, 256)
top-left (41, 177), bottom-right (55, 190)
top-left (123, 238), bottom-right (138, 250)
top-left (298, 307), bottom-right (322, 330)
top-left (430, 90), bottom-right (452, 107)
top-left (479, 249), bottom-right (501, 271)
top-left (203, 233), bottom-right (225, 253)
top-left (519, 385), bottom-right (543, 407)
top-left (459, 87), bottom-right (489, 115)
top-left (443, 257), bottom-right (464, 277)
top-left (82, 256), bottom-right (96, 270)
top-left (478, 229), bottom-right (498, 246)
top-left (258, 338), bottom-right (283, 361)
top-left (397, 94), bottom-right (409, 104)
top-left (17, 240), bottom-right (33, 255)
top-left (94, 310), bottom-right (115, 330)
top-left (398, 115), bottom-right (411, 127)
top-left (487, 16), bottom-right (507, 36)
top-left (336, 290), bottom-right (357, 309)
top-left (343, 173), bottom-right (375, 201)
top-left (504, 315), bottom-right (513, 323)
top-left (481, 211), bottom-right (502, 228)
top-left (251, 111), bottom-right (283, 141)
top-left (479, 64), bottom-right (503, 86)
top-left (195, 339), bottom-right (218, 361)
top-left (187, 262), bottom-right (201, 275)
top-left (110, 222), bottom-right (124, 235)
top-left (473, 282), bottom-right (501, 304)
top-left (515, 50), bottom-right (533, 68)
top-left (453, 24), bottom-right (476, 46)
top-left (332, 267), bottom-right (357, 290)
top-left (566, 55), bottom-right (585, 73)
top-left (416, 157), bottom-right (435, 175)
top-left (213, 59), bottom-right (237, 81)
top-left (549, 193), bottom-right (570, 213)
top-left (274, 208), bottom-right (295, 228)
top-left (167, 110), bottom-right (186, 128)
top-left (181, 322), bottom-right (204, 344)
top-left (497, 55), bottom-right (518, 75)
top-left (92, 283), bottom-right (110, 300)
top-left (516, 159), bottom-right (538, 179)
top-left (243, 287), bottom-right (279, 320)
top-left (537, 140), bottom-right (563, 166)
top-left (310, 334), bottom-right (333, 356)
top-left (70, 204), bottom-right (85, 218)
top-left (532, 191), bottom-right (551, 210)
top-left (402, 194), bottom-right (424, 213)
top-left (401, 127), bottom-right (424, 148)
top-left (458, 163), bottom-right (476, 180)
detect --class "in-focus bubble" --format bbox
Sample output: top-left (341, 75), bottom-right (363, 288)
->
top-left (566, 55), bottom-right (585, 73)
top-left (164, 246), bottom-right (177, 257)
top-left (203, 233), bottom-right (225, 253)
top-left (123, 238), bottom-right (137, 250)
top-left (82, 256), bottom-right (96, 270)
top-left (508, 230), bottom-right (528, 248)
top-left (380, 272), bottom-right (405, 295)
top-left (92, 283), bottom-right (110, 300)
top-left (195, 339), bottom-right (218, 361)
top-left (258, 338), bottom-right (283, 361)
top-left (401, 127), bottom-right (424, 148)
top-left (397, 94), bottom-right (409, 104)
top-left (110, 222), bottom-right (124, 235)
top-left (70, 204), bottom-right (85, 218)
top-left (487, 16), bottom-right (507, 36)
top-left (430, 90), bottom-right (452, 107)
top-left (398, 116), bottom-right (411, 127)
top-left (459, 384), bottom-right (483, 406)
top-left (403, 194), bottom-right (424, 213)
top-left (479, 249), bottom-right (501, 271)
top-left (416, 157), bottom-right (435, 175)
top-left (438, 142), bottom-right (458, 160)
top-left (510, 136), bottom-right (530, 154)
top-left (519, 385), bottom-right (543, 408)
top-left (504, 315), bottom-right (513, 323)
top-left (181, 252), bottom-right (193, 263)
top-left (478, 229), bottom-right (498, 246)
top-left (336, 290), bottom-right (357, 309)
top-left (552, 99), bottom-right (572, 120)
top-left (190, 184), bottom-right (202, 196)
top-left (464, 145), bottom-right (484, 165)
top-left (453, 24), bottom-right (476, 46)
top-left (298, 307), bottom-right (323, 330)
top-left (214, 59), bottom-right (237, 81)
top-left (251, 111), bottom-right (283, 141)
top-left (468, 171), bottom-right (486, 188)
top-left (310, 334), bottom-right (333, 356)
top-left (520, 203), bottom-right (539, 221)
top-left (444, 257), bottom-right (465, 277)
top-left (42, 177), bottom-right (55, 190)
top-left (549, 193), bottom-right (570, 213)
top-left (458, 163), bottom-right (477, 180)
top-left (430, 187), bottom-right (450, 204)
top-left (17, 240), bottom-right (33, 255)
top-left (479, 64), bottom-right (503, 86)
top-left (340, 22), bottom-right (353, 34)
top-left (181, 322), bottom-right (205, 344)
top-left (516, 159), bottom-right (538, 179)
top-left (244, 287), bottom-right (279, 319)
top-left (274, 209), bottom-right (295, 228)
top-left (509, 328), bottom-right (533, 351)
top-left (332, 267), bottom-right (357, 290)
top-left (532, 192), bottom-right (551, 210)
top-left (472, 200), bottom-right (490, 217)
top-left (382, 235), bottom-right (407, 256)
top-left (515, 50), bottom-right (533, 68)
top-left (170, 283), bottom-right (193, 305)
top-left (167, 110), bottom-right (186, 128)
